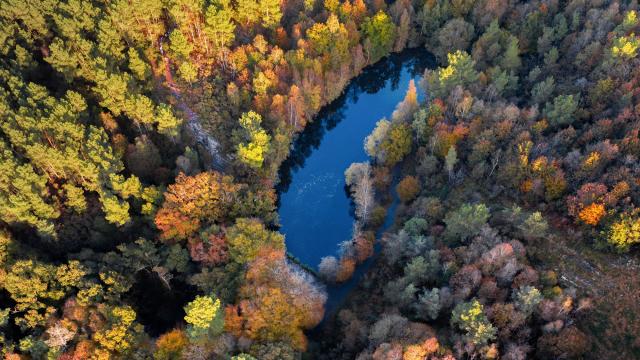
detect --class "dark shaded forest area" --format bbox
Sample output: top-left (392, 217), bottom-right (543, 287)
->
top-left (1, 0), bottom-right (640, 359)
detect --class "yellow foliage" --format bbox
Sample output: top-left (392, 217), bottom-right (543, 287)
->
top-left (612, 34), bottom-right (640, 58)
top-left (517, 140), bottom-right (532, 168)
top-left (581, 151), bottom-right (601, 171)
top-left (531, 156), bottom-right (548, 173)
top-left (605, 212), bottom-right (640, 252)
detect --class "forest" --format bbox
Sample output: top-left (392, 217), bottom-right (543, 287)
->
top-left (1, 0), bottom-right (640, 359)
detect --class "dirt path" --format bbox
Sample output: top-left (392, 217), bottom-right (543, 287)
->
top-left (158, 35), bottom-right (226, 171)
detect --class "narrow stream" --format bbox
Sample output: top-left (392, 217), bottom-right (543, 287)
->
top-left (277, 48), bottom-right (435, 313)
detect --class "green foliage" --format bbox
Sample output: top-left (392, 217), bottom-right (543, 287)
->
top-left (361, 11), bottom-right (396, 62)
top-left (426, 51), bottom-right (479, 99)
top-left (403, 217), bottom-right (429, 236)
top-left (170, 30), bottom-right (193, 59)
top-left (520, 211), bottom-right (548, 238)
top-left (443, 203), bottom-right (490, 243)
top-left (451, 299), bottom-right (496, 346)
top-left (531, 76), bottom-right (555, 104)
top-left (184, 294), bottom-right (224, 341)
top-left (513, 285), bottom-right (543, 316)
top-left (403, 250), bottom-right (440, 285)
top-left (127, 48), bottom-right (150, 81)
top-left (3, 260), bottom-right (85, 329)
top-left (205, 0), bottom-right (236, 49)
top-left (544, 94), bottom-right (578, 127)
top-left (226, 218), bottom-right (284, 263)
top-left (235, 0), bottom-right (282, 28)
top-left (416, 288), bottom-right (441, 320)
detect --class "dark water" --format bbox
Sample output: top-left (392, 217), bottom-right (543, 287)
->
top-left (277, 48), bottom-right (435, 311)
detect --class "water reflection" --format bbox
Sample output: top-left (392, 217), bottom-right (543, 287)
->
top-left (277, 48), bottom-right (434, 196)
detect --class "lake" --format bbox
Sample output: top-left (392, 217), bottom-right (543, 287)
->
top-left (277, 48), bottom-right (435, 311)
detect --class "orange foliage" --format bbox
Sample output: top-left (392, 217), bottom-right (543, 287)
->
top-left (238, 288), bottom-right (309, 350)
top-left (396, 176), bottom-right (420, 203)
top-left (578, 203), bottom-right (606, 226)
top-left (224, 305), bottom-right (244, 337)
top-left (336, 257), bottom-right (356, 282)
top-left (230, 247), bottom-right (326, 351)
top-left (520, 179), bottom-right (533, 193)
top-left (155, 329), bottom-right (188, 360)
top-left (155, 172), bottom-right (240, 241)
top-left (353, 235), bottom-right (374, 263)
top-left (433, 123), bottom-right (469, 158)
top-left (403, 337), bottom-right (440, 360)
top-left (69, 340), bottom-right (94, 360)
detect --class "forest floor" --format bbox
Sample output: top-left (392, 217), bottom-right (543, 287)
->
top-left (533, 219), bottom-right (640, 358)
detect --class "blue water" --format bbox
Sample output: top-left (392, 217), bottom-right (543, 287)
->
top-left (278, 49), bottom-right (434, 267)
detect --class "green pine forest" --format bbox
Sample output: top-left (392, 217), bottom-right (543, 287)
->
top-left (1, 0), bottom-right (640, 359)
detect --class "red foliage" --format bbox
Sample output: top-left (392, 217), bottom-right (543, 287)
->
top-left (187, 233), bottom-right (229, 265)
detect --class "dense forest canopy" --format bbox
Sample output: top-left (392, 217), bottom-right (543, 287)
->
top-left (1, 0), bottom-right (640, 359)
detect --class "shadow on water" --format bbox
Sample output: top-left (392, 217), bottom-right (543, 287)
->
top-left (276, 48), bottom-right (434, 196)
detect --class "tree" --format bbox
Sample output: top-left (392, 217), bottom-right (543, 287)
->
top-left (184, 295), bottom-right (224, 341)
top-left (229, 250), bottom-right (326, 351)
top-left (235, 0), bottom-right (282, 28)
top-left (169, 29), bottom-right (192, 60)
top-left (318, 256), bottom-right (339, 283)
top-left (226, 218), bottom-right (284, 263)
top-left (3, 260), bottom-right (85, 329)
top-left (578, 203), bottom-right (606, 226)
top-left (392, 80), bottom-right (419, 122)
top-left (445, 146), bottom-right (458, 180)
top-left (520, 211), bottom-right (548, 238)
top-left (611, 34), bottom-right (640, 59)
top-left (361, 11), bottom-right (396, 62)
top-left (236, 111), bottom-right (271, 169)
top-left (513, 286), bottom-right (542, 316)
top-left (154, 172), bottom-right (241, 241)
top-left (365, 119), bottom-right (390, 160)
top-left (205, 0), bottom-right (236, 50)
top-left (154, 329), bottom-right (188, 360)
top-left (434, 18), bottom-right (475, 61)
top-left (396, 176), bottom-right (420, 203)
top-left (0, 86), bottom-right (151, 232)
top-left (444, 203), bottom-right (490, 243)
top-left (604, 211), bottom-right (640, 252)
top-left (416, 288), bottom-right (442, 320)
top-left (544, 94), bottom-right (578, 127)
top-left (380, 123), bottom-right (412, 166)
top-left (178, 61), bottom-right (198, 83)
top-left (425, 51), bottom-right (479, 99)
top-left (531, 76), bottom-right (555, 104)
top-left (451, 299), bottom-right (496, 346)
top-left (346, 164), bottom-right (375, 225)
